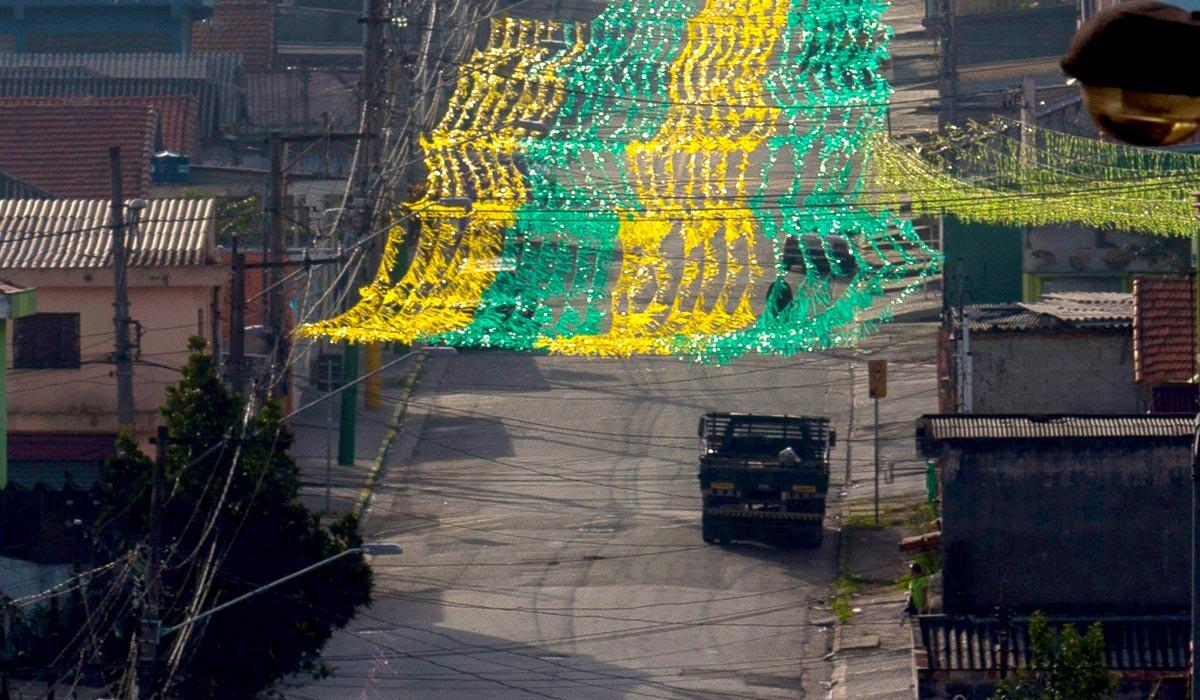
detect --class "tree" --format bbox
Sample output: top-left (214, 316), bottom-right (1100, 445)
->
top-left (31, 337), bottom-right (372, 698)
top-left (994, 611), bottom-right (1116, 700)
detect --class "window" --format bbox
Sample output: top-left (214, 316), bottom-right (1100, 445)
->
top-left (14, 313), bottom-right (81, 369)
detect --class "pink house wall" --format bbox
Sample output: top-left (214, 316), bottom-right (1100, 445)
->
top-left (4, 266), bottom-right (224, 440)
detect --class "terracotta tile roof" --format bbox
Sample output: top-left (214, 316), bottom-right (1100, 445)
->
top-left (0, 198), bottom-right (218, 269)
top-left (0, 96), bottom-right (197, 155)
top-left (0, 103), bottom-right (156, 199)
top-left (1134, 275), bottom-right (1195, 384)
top-left (193, 0), bottom-right (276, 72)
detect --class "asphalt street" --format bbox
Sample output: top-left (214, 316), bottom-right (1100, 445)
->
top-left (288, 310), bottom-right (940, 699)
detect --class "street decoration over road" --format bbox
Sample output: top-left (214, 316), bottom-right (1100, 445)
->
top-left (299, 0), bottom-right (940, 362)
top-left (867, 118), bottom-right (1200, 238)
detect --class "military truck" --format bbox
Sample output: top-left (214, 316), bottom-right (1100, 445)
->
top-left (697, 412), bottom-right (834, 547)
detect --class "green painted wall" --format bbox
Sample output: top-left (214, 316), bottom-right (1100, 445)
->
top-left (942, 216), bottom-right (1024, 307)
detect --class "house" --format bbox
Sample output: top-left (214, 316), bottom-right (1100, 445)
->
top-left (0, 198), bottom-right (226, 487)
top-left (274, 0), bottom-right (362, 69)
top-left (0, 282), bottom-right (36, 489)
top-left (912, 413), bottom-right (1194, 698)
top-left (0, 95), bottom-right (199, 156)
top-left (1133, 275), bottom-right (1197, 412)
top-left (942, 292), bottom-right (1141, 413)
top-left (916, 413), bottom-right (1192, 614)
top-left (943, 218), bottom-right (1191, 311)
top-left (1022, 225), bottom-right (1190, 300)
top-left (0, 52), bottom-right (243, 143)
top-left (0, 102), bottom-right (158, 198)
top-left (0, 0), bottom-right (213, 53)
top-left (192, 0), bottom-right (275, 72)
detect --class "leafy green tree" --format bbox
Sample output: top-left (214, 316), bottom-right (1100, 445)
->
top-left (994, 611), bottom-right (1116, 700)
top-left (70, 337), bottom-right (371, 697)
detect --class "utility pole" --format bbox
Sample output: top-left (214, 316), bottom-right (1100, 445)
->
top-left (265, 132), bottom-right (287, 401)
top-left (938, 0), bottom-right (958, 127)
top-left (109, 147), bottom-right (135, 431)
top-left (868, 360), bottom-right (887, 525)
top-left (342, 0), bottom-right (393, 447)
top-left (136, 426), bottom-right (168, 699)
top-left (1019, 76), bottom-right (1036, 169)
top-left (361, 0), bottom-right (391, 412)
top-left (229, 235), bottom-right (246, 395)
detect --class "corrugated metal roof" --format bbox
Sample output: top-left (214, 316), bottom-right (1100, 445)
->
top-left (1134, 275), bottom-right (1195, 384)
top-left (0, 53), bottom-right (242, 136)
top-left (0, 199), bottom-right (218, 269)
top-left (966, 292), bottom-right (1133, 332)
top-left (917, 614), bottom-right (1189, 672)
top-left (0, 52), bottom-right (240, 82)
top-left (916, 414), bottom-right (1193, 443)
top-left (244, 69), bottom-right (359, 130)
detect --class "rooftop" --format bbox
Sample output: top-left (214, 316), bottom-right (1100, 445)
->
top-left (916, 414), bottom-right (1194, 450)
top-left (965, 292), bottom-right (1133, 332)
top-left (1134, 275), bottom-right (1195, 384)
top-left (192, 0), bottom-right (275, 72)
top-left (0, 198), bottom-right (218, 269)
top-left (0, 95), bottom-right (198, 155)
top-left (4, 0), bottom-right (212, 11)
top-left (0, 51), bottom-right (239, 80)
top-left (917, 614), bottom-right (1189, 673)
top-left (0, 103), bottom-right (156, 198)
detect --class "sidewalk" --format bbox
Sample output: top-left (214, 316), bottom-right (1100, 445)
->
top-left (289, 351), bottom-right (425, 519)
top-left (830, 526), bottom-right (916, 700)
top-left (824, 290), bottom-right (941, 698)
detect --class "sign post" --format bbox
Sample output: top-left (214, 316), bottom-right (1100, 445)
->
top-left (868, 360), bottom-right (888, 525)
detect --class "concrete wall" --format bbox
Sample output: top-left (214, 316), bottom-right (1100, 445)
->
top-left (969, 331), bottom-right (1141, 414)
top-left (4, 266), bottom-right (222, 439)
top-left (940, 439), bottom-right (1191, 614)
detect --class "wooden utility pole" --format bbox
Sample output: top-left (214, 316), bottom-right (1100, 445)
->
top-left (265, 131), bottom-right (287, 401)
top-left (229, 234), bottom-right (246, 395)
top-left (1020, 76), bottom-right (1037, 169)
top-left (340, 0), bottom-right (393, 449)
top-left (109, 147), bottom-right (135, 431)
top-left (359, 0), bottom-right (391, 412)
top-left (227, 134), bottom-right (364, 400)
top-left (938, 0), bottom-right (958, 127)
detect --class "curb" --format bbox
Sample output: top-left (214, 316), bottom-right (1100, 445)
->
top-left (351, 353), bottom-right (426, 522)
top-left (830, 523), bottom-right (851, 660)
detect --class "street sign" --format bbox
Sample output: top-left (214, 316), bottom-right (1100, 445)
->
top-left (868, 359), bottom-right (887, 398)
